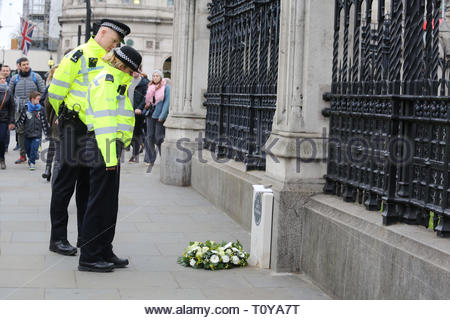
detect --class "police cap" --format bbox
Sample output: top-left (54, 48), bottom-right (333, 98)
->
top-left (113, 46), bottom-right (142, 72)
top-left (99, 19), bottom-right (131, 43)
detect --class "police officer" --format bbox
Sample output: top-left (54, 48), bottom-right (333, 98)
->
top-left (79, 46), bottom-right (142, 272)
top-left (47, 19), bottom-right (130, 256)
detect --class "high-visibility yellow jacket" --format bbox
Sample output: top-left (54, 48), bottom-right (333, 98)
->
top-left (86, 65), bottom-right (135, 168)
top-left (48, 37), bottom-right (107, 124)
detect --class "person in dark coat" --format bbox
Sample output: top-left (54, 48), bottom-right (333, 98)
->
top-left (0, 73), bottom-right (16, 169)
top-left (129, 72), bottom-right (149, 162)
top-left (16, 91), bottom-right (49, 171)
top-left (9, 57), bottom-right (46, 164)
top-left (1, 65), bottom-right (12, 151)
top-left (41, 65), bottom-right (60, 182)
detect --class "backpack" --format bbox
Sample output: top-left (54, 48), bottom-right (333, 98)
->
top-left (14, 71), bottom-right (38, 86)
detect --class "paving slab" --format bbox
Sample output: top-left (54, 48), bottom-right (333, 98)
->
top-left (0, 288), bottom-right (45, 299)
top-left (75, 271), bottom-right (178, 289)
top-left (0, 270), bottom-right (76, 288)
top-left (0, 138), bottom-right (328, 299)
top-left (201, 288), bottom-right (303, 300)
top-left (45, 288), bottom-right (121, 300)
top-left (171, 270), bottom-right (253, 289)
top-left (119, 288), bottom-right (206, 299)
top-left (129, 255), bottom-right (186, 272)
top-left (0, 255), bottom-right (45, 270)
top-left (0, 221), bottom-right (48, 232)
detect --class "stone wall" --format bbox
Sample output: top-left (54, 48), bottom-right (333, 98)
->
top-left (303, 195), bottom-right (450, 299)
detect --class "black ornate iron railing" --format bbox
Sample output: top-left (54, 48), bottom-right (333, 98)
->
top-left (204, 0), bottom-right (280, 170)
top-left (324, 0), bottom-right (450, 237)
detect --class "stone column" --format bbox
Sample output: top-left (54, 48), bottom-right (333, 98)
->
top-left (265, 0), bottom-right (333, 183)
top-left (266, 0), bottom-right (334, 272)
top-left (160, 0), bottom-right (209, 186)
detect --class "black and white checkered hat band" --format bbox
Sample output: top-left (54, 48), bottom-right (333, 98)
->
top-left (102, 22), bottom-right (126, 36)
top-left (115, 49), bottom-right (138, 70)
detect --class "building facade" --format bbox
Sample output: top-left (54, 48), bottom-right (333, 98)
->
top-left (58, 0), bottom-right (174, 75)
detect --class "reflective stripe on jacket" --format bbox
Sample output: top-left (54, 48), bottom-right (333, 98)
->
top-left (48, 37), bottom-right (107, 124)
top-left (86, 66), bottom-right (134, 167)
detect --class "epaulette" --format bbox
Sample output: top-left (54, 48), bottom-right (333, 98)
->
top-left (105, 74), bottom-right (114, 82)
top-left (70, 50), bottom-right (83, 63)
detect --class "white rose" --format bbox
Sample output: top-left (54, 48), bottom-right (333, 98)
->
top-left (239, 253), bottom-right (245, 258)
top-left (202, 247), bottom-right (209, 253)
top-left (225, 249), bottom-right (232, 255)
top-left (210, 254), bottom-right (219, 264)
top-left (222, 255), bottom-right (230, 263)
top-left (232, 256), bottom-right (240, 265)
top-left (190, 259), bottom-right (196, 267)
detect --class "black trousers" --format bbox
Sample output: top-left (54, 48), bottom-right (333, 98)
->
top-left (0, 122), bottom-right (8, 160)
top-left (131, 115), bottom-right (144, 157)
top-left (49, 117), bottom-right (89, 243)
top-left (144, 117), bottom-right (165, 163)
top-left (80, 137), bottom-right (122, 262)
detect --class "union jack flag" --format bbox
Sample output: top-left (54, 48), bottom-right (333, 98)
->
top-left (20, 17), bottom-right (35, 55)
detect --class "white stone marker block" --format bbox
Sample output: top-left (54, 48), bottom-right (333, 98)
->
top-left (249, 185), bottom-right (274, 269)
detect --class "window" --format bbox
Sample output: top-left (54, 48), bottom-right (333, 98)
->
top-left (155, 41), bottom-right (160, 50)
top-left (163, 57), bottom-right (171, 78)
top-left (146, 41), bottom-right (153, 49)
top-left (65, 39), bottom-right (70, 47)
top-left (167, 0), bottom-right (174, 5)
top-left (29, 0), bottom-right (46, 14)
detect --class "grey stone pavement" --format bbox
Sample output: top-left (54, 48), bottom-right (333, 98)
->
top-left (0, 137), bottom-right (328, 300)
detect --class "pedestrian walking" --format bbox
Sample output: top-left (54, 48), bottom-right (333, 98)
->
top-left (8, 57), bottom-right (45, 164)
top-left (47, 19), bottom-right (130, 256)
top-left (1, 65), bottom-right (12, 152)
top-left (79, 46), bottom-right (142, 272)
top-left (0, 74), bottom-right (16, 170)
top-left (129, 72), bottom-right (149, 163)
top-left (143, 70), bottom-right (170, 173)
top-left (16, 91), bottom-right (49, 171)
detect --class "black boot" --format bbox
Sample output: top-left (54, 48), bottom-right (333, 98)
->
top-left (42, 164), bottom-right (51, 181)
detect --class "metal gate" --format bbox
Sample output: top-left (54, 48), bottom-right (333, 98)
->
top-left (324, 0), bottom-right (450, 237)
top-left (204, 0), bottom-right (280, 170)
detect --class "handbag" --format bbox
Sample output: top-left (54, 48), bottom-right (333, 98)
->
top-left (144, 96), bottom-right (156, 117)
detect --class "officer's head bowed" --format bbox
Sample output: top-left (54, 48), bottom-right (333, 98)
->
top-left (94, 19), bottom-right (131, 52)
top-left (102, 46), bottom-right (142, 76)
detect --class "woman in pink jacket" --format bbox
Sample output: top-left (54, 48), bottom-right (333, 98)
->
top-left (143, 70), bottom-right (170, 173)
